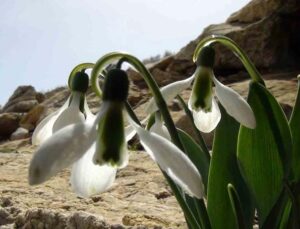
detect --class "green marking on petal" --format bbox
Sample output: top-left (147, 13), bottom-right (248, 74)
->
top-left (95, 102), bottom-right (126, 167)
top-left (189, 67), bottom-right (213, 112)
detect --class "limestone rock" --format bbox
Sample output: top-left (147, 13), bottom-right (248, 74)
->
top-left (20, 105), bottom-right (46, 131)
top-left (10, 127), bottom-right (29, 141)
top-left (0, 152), bottom-right (186, 228)
top-left (1, 86), bottom-right (45, 113)
top-left (0, 113), bottom-right (21, 138)
top-left (145, 0), bottom-right (300, 85)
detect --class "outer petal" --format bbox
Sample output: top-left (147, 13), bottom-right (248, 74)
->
top-left (29, 122), bottom-right (96, 185)
top-left (125, 125), bottom-right (136, 142)
top-left (146, 75), bottom-right (195, 113)
top-left (128, 117), bottom-right (204, 199)
top-left (213, 77), bottom-right (256, 129)
top-left (149, 114), bottom-right (171, 141)
top-left (191, 97), bottom-right (221, 133)
top-left (52, 92), bottom-right (85, 133)
top-left (84, 97), bottom-right (95, 122)
top-left (32, 97), bottom-right (70, 145)
top-left (124, 116), bottom-right (149, 142)
top-left (29, 104), bottom-right (108, 185)
top-left (70, 143), bottom-right (117, 198)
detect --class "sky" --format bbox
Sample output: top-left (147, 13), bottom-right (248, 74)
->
top-left (0, 0), bottom-right (250, 106)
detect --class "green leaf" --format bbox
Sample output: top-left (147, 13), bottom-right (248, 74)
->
top-left (163, 172), bottom-right (201, 229)
top-left (207, 105), bottom-right (254, 229)
top-left (237, 82), bottom-right (292, 225)
top-left (289, 79), bottom-right (300, 181)
top-left (177, 128), bottom-right (210, 190)
top-left (185, 195), bottom-right (211, 229)
top-left (261, 189), bottom-right (288, 229)
top-left (227, 184), bottom-right (247, 229)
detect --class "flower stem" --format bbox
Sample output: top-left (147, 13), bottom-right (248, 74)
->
top-left (91, 52), bottom-right (184, 150)
top-left (193, 35), bottom-right (265, 85)
top-left (68, 63), bottom-right (95, 89)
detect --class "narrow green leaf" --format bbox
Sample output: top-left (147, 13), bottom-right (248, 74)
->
top-left (177, 128), bottom-right (210, 190)
top-left (261, 189), bottom-right (288, 229)
top-left (237, 82), bottom-right (292, 225)
top-left (163, 172), bottom-right (201, 229)
top-left (227, 184), bottom-right (247, 229)
top-left (289, 79), bottom-right (300, 181)
top-left (207, 105), bottom-right (254, 229)
top-left (185, 195), bottom-right (211, 229)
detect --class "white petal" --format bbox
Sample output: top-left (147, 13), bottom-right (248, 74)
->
top-left (125, 125), bottom-right (136, 142)
top-left (149, 114), bottom-right (171, 141)
top-left (32, 97), bottom-right (70, 145)
top-left (146, 75), bottom-right (195, 113)
top-left (128, 117), bottom-right (204, 199)
top-left (192, 98), bottom-right (221, 133)
top-left (29, 104), bottom-right (109, 185)
top-left (52, 92), bottom-right (85, 133)
top-left (29, 122), bottom-right (96, 185)
top-left (70, 143), bottom-right (117, 198)
top-left (124, 116), bottom-right (149, 142)
top-left (84, 97), bottom-right (95, 122)
top-left (213, 77), bottom-right (256, 129)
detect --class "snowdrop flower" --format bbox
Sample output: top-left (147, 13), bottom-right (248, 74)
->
top-left (29, 67), bottom-right (204, 199)
top-left (30, 71), bottom-right (117, 198)
top-left (146, 46), bottom-right (256, 133)
top-left (32, 71), bottom-right (92, 145)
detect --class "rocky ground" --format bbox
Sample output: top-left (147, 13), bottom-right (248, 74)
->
top-left (0, 0), bottom-right (299, 228)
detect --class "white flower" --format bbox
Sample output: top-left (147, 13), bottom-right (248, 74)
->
top-left (29, 67), bottom-right (204, 199)
top-left (29, 100), bottom-right (204, 199)
top-left (30, 93), bottom-right (117, 198)
top-left (145, 68), bottom-right (255, 133)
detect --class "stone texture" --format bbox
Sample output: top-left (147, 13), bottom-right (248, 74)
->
top-left (19, 104), bottom-right (46, 131)
top-left (1, 86), bottom-right (45, 113)
top-left (0, 152), bottom-right (185, 228)
top-left (141, 0), bottom-right (300, 86)
top-left (10, 127), bottom-right (29, 141)
top-left (0, 113), bottom-right (22, 138)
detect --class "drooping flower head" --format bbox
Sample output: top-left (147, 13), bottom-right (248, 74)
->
top-left (189, 46), bottom-right (256, 132)
top-left (146, 46), bottom-right (256, 133)
top-left (29, 69), bottom-right (117, 197)
top-left (93, 68), bottom-right (129, 168)
top-left (32, 71), bottom-right (92, 145)
top-left (29, 63), bottom-right (204, 199)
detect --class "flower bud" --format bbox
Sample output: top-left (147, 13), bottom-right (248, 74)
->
top-left (71, 71), bottom-right (89, 93)
top-left (102, 69), bottom-right (129, 102)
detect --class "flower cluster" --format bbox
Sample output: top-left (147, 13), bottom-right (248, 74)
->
top-left (29, 67), bottom-right (204, 199)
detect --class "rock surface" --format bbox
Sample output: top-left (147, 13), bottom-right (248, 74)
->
top-left (0, 151), bottom-right (185, 228)
top-left (131, 0), bottom-right (300, 87)
top-left (0, 113), bottom-right (22, 138)
top-left (1, 86), bottom-right (44, 113)
top-left (10, 127), bottom-right (29, 141)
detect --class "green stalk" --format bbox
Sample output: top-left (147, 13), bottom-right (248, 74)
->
top-left (91, 52), bottom-right (184, 150)
top-left (193, 35), bottom-right (265, 85)
top-left (68, 62), bottom-right (95, 89)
